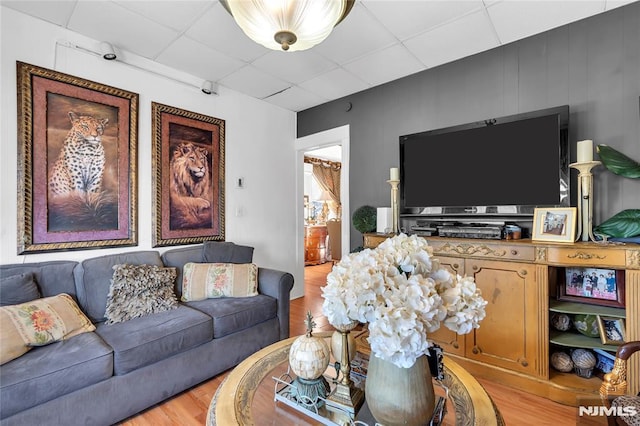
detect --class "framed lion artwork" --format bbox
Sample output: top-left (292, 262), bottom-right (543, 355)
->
top-left (151, 102), bottom-right (225, 247)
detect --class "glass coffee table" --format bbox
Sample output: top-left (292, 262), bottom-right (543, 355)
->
top-left (207, 331), bottom-right (504, 426)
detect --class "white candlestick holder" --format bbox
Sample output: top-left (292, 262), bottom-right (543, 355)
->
top-left (570, 161), bottom-right (601, 242)
top-left (387, 179), bottom-right (400, 234)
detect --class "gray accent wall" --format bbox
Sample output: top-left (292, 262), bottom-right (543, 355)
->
top-left (297, 3), bottom-right (640, 250)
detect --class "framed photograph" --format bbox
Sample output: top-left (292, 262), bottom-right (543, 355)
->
top-left (151, 102), bottom-right (225, 247)
top-left (532, 207), bottom-right (577, 242)
top-left (559, 267), bottom-right (625, 308)
top-left (597, 316), bottom-right (626, 345)
top-left (17, 62), bottom-right (138, 253)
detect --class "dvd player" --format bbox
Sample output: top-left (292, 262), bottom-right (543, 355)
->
top-left (437, 225), bottom-right (503, 240)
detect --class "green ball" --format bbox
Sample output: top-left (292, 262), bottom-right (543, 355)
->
top-left (352, 205), bottom-right (377, 233)
top-left (573, 314), bottom-right (600, 338)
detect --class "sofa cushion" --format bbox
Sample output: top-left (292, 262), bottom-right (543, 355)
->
top-left (185, 295), bottom-right (276, 339)
top-left (74, 251), bottom-right (164, 322)
top-left (95, 304), bottom-right (212, 375)
top-left (0, 272), bottom-right (41, 306)
top-left (202, 241), bottom-right (254, 263)
top-left (181, 262), bottom-right (258, 301)
top-left (1, 261), bottom-right (78, 298)
top-left (161, 245), bottom-right (204, 298)
top-left (0, 331), bottom-right (113, 419)
top-left (105, 264), bottom-right (178, 324)
top-left (0, 294), bottom-right (95, 365)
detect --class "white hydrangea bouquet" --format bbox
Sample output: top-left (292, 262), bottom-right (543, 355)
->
top-left (321, 233), bottom-right (487, 368)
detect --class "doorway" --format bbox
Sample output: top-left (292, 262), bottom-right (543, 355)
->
top-left (296, 126), bottom-right (350, 294)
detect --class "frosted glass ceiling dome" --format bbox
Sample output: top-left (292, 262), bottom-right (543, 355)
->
top-left (220, 0), bottom-right (355, 52)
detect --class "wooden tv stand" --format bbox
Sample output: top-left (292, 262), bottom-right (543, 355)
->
top-left (363, 234), bottom-right (640, 406)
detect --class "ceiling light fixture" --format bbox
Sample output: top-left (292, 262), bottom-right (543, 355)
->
top-left (219, 0), bottom-right (355, 52)
top-left (99, 42), bottom-right (117, 60)
top-left (201, 80), bottom-right (216, 95)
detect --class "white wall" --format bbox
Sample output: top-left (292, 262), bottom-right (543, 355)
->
top-left (0, 7), bottom-right (305, 298)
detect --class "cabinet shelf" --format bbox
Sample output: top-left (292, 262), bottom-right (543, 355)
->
top-left (549, 330), bottom-right (619, 352)
top-left (549, 300), bottom-right (625, 318)
top-left (549, 371), bottom-right (602, 393)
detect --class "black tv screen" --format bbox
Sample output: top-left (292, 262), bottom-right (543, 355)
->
top-left (400, 106), bottom-right (569, 217)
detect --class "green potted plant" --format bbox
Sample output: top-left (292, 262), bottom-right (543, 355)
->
top-left (351, 205), bottom-right (377, 251)
top-left (593, 145), bottom-right (640, 240)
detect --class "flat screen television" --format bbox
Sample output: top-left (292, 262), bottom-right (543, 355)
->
top-left (400, 105), bottom-right (570, 218)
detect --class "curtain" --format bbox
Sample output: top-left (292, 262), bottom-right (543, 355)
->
top-left (305, 156), bottom-right (341, 208)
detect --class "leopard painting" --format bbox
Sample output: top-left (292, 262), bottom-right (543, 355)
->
top-left (49, 111), bottom-right (109, 196)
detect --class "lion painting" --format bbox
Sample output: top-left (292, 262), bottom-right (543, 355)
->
top-left (169, 142), bottom-right (213, 229)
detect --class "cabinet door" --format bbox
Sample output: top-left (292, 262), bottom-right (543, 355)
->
top-left (428, 256), bottom-right (466, 356)
top-left (465, 259), bottom-right (543, 377)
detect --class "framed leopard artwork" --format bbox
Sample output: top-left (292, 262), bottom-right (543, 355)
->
top-left (16, 61), bottom-right (138, 253)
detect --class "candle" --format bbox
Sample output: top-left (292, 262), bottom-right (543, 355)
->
top-left (577, 140), bottom-right (593, 163)
top-left (390, 167), bottom-right (399, 181)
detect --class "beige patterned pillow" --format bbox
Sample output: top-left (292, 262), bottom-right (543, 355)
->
top-left (0, 293), bottom-right (95, 365)
top-left (181, 263), bottom-right (259, 302)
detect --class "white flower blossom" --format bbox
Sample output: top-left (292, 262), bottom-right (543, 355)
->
top-left (321, 233), bottom-right (487, 368)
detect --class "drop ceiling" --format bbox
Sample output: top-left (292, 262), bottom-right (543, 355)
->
top-left (2, 0), bottom-right (636, 112)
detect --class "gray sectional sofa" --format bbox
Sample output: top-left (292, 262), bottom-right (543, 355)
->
top-left (0, 242), bottom-right (294, 425)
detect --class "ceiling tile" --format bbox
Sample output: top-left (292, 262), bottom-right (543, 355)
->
top-left (3, 0), bottom-right (632, 112)
top-left (404, 9), bottom-right (500, 69)
top-left (313, 3), bottom-right (397, 65)
top-left (263, 86), bottom-right (328, 112)
top-left (186, 3), bottom-right (267, 63)
top-left (344, 44), bottom-right (425, 86)
top-left (156, 36), bottom-right (245, 81)
top-left (299, 68), bottom-right (370, 101)
top-left (487, 1), bottom-right (605, 45)
top-left (252, 50), bottom-right (337, 85)
top-left (1, 0), bottom-right (76, 26)
top-left (114, 0), bottom-right (211, 32)
top-left (68, 1), bottom-right (179, 58)
top-left (219, 65), bottom-right (290, 100)
top-left (361, 0), bottom-right (484, 41)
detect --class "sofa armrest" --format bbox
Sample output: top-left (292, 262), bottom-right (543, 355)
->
top-left (257, 268), bottom-right (294, 340)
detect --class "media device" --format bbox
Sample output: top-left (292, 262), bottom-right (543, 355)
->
top-left (399, 105), bottom-right (570, 222)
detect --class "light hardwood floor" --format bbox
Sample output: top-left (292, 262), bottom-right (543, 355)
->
top-left (120, 262), bottom-right (582, 426)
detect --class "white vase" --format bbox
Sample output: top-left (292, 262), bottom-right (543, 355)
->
top-left (365, 354), bottom-right (435, 426)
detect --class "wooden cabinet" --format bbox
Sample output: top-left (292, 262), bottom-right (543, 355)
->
top-left (363, 232), bottom-right (393, 249)
top-left (362, 234), bottom-right (640, 405)
top-left (464, 259), bottom-right (542, 377)
top-left (431, 238), bottom-right (640, 406)
top-left (304, 225), bottom-right (328, 265)
top-left (430, 255), bottom-right (543, 376)
top-left (427, 256), bottom-right (466, 357)
top-left (432, 238), bottom-right (640, 405)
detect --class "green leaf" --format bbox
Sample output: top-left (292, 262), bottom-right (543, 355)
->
top-left (596, 144), bottom-right (640, 179)
top-left (594, 209), bottom-right (640, 238)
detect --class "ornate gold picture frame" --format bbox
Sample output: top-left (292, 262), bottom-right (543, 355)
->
top-left (17, 62), bottom-right (138, 253)
top-left (151, 102), bottom-right (225, 247)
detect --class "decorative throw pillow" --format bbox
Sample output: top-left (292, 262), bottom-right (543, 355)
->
top-left (0, 272), bottom-right (41, 306)
top-left (181, 262), bottom-right (259, 302)
top-left (105, 264), bottom-right (178, 325)
top-left (0, 293), bottom-right (95, 365)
